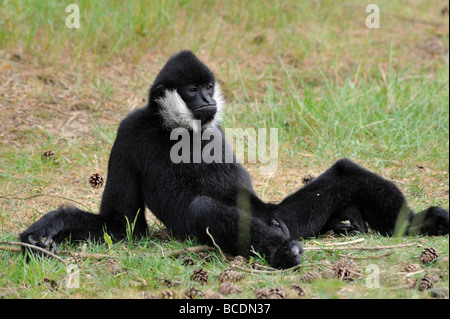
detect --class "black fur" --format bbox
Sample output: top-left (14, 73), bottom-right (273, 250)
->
top-left (20, 51), bottom-right (449, 268)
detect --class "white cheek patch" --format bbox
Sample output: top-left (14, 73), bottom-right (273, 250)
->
top-left (211, 83), bottom-right (225, 128)
top-left (156, 89), bottom-right (195, 130)
top-left (156, 85), bottom-right (226, 130)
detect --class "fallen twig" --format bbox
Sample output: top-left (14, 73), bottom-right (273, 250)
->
top-left (0, 241), bottom-right (116, 262)
top-left (396, 269), bottom-right (426, 277)
top-left (339, 252), bottom-right (393, 260)
top-left (234, 261), bottom-right (330, 274)
top-left (61, 250), bottom-right (116, 261)
top-left (0, 240), bottom-right (66, 263)
top-left (0, 246), bottom-right (21, 253)
top-left (206, 227), bottom-right (226, 260)
top-left (234, 264), bottom-right (300, 274)
top-left (324, 238), bottom-right (365, 246)
top-left (304, 243), bottom-right (416, 251)
top-left (165, 245), bottom-right (214, 258)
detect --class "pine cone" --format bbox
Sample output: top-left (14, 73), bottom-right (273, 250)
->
top-left (186, 287), bottom-right (205, 299)
top-left (198, 252), bottom-right (213, 263)
top-left (42, 150), bottom-right (55, 160)
top-left (290, 284), bottom-right (306, 296)
top-left (160, 289), bottom-right (175, 299)
top-left (332, 258), bottom-right (361, 281)
top-left (89, 173), bottom-right (104, 188)
top-left (191, 268), bottom-right (208, 285)
top-left (219, 269), bottom-right (245, 283)
top-left (429, 287), bottom-right (449, 298)
top-left (250, 261), bottom-right (265, 270)
top-left (301, 173), bottom-right (316, 185)
top-left (404, 264), bottom-right (420, 272)
top-left (142, 292), bottom-right (158, 299)
top-left (321, 267), bottom-right (335, 279)
top-left (230, 255), bottom-right (246, 268)
top-left (182, 256), bottom-right (195, 266)
top-left (301, 271), bottom-right (320, 282)
top-left (418, 274), bottom-right (439, 291)
top-left (255, 287), bottom-right (286, 299)
top-left (218, 282), bottom-right (243, 296)
top-left (420, 247), bottom-right (439, 263)
top-left (160, 278), bottom-right (180, 288)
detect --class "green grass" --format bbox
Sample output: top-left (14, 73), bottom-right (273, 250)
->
top-left (1, 232), bottom-right (448, 299)
top-left (0, 0), bottom-right (448, 299)
top-left (230, 59), bottom-right (449, 165)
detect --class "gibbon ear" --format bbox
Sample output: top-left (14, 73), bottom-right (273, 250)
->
top-left (149, 83), bottom-right (167, 106)
top-left (153, 84), bottom-right (166, 99)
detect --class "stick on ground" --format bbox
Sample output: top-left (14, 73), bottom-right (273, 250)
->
top-left (0, 240), bottom-right (66, 263)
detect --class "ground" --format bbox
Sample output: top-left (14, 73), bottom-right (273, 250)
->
top-left (0, 1), bottom-right (448, 299)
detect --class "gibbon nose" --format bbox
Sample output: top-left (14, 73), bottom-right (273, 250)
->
top-left (201, 89), bottom-right (216, 105)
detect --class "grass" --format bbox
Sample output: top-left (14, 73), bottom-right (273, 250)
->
top-left (1, 233), bottom-right (448, 299)
top-left (0, 0), bottom-right (448, 299)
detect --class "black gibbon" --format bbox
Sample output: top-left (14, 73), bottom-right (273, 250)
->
top-left (20, 51), bottom-right (449, 268)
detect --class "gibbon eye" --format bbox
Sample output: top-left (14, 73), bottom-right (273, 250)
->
top-left (205, 84), bottom-right (213, 91)
top-left (188, 87), bottom-right (198, 93)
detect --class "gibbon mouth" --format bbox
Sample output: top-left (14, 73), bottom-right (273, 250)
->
top-left (195, 104), bottom-right (217, 111)
top-left (193, 105), bottom-right (217, 116)
top-left (193, 105), bottom-right (217, 123)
